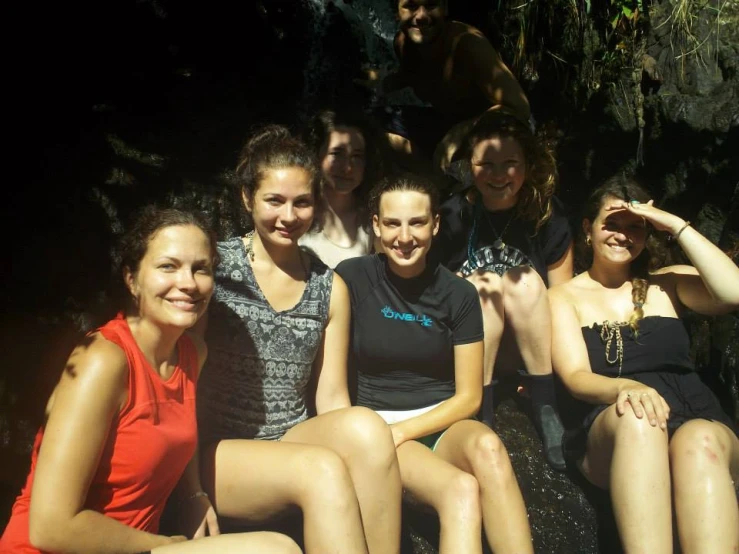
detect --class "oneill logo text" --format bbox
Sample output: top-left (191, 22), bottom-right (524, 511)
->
top-left (381, 306), bottom-right (433, 327)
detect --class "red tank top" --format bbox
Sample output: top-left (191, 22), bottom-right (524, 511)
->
top-left (1, 315), bottom-right (199, 553)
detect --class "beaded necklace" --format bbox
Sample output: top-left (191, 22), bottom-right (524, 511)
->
top-left (599, 321), bottom-right (629, 377)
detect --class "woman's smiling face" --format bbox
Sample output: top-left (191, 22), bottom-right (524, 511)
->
top-left (125, 224), bottom-right (215, 329)
top-left (586, 195), bottom-right (648, 265)
top-left (319, 126), bottom-right (366, 196)
top-left (373, 189), bottom-right (439, 278)
top-left (245, 166), bottom-right (316, 247)
top-left (471, 134), bottom-right (526, 211)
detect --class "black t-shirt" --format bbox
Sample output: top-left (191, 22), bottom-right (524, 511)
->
top-left (335, 254), bottom-right (484, 411)
top-left (431, 192), bottom-right (572, 286)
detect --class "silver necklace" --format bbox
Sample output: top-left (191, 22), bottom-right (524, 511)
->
top-left (482, 209), bottom-right (515, 249)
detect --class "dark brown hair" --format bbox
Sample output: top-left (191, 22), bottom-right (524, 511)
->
top-left (235, 125), bottom-right (321, 227)
top-left (580, 175), bottom-right (668, 332)
top-left (302, 109), bottom-right (383, 228)
top-left (117, 206), bottom-right (218, 309)
top-left (303, 108), bottom-right (383, 195)
top-left (369, 172), bottom-right (440, 217)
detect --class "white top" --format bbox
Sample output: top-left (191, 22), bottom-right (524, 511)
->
top-left (299, 226), bottom-right (373, 268)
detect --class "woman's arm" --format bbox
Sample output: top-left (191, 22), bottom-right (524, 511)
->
top-left (617, 201), bottom-right (739, 313)
top-left (175, 332), bottom-right (219, 539)
top-left (390, 341), bottom-right (484, 447)
top-left (547, 242), bottom-right (574, 287)
top-left (28, 335), bottom-right (181, 553)
top-left (313, 273), bottom-right (352, 414)
top-left (549, 288), bottom-right (669, 428)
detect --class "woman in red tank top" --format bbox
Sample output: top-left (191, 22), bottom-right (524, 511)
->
top-left (1, 207), bottom-right (299, 554)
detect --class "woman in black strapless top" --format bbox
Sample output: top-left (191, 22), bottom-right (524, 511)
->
top-left (549, 176), bottom-right (739, 554)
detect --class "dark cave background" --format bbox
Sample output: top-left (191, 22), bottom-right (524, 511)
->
top-left (2, 1), bottom-right (737, 551)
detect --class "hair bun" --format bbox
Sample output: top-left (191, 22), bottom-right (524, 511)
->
top-left (242, 124), bottom-right (293, 156)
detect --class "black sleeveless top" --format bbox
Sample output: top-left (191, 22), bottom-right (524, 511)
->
top-left (562, 316), bottom-right (735, 461)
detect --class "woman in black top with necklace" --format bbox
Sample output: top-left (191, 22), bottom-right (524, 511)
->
top-left (433, 112), bottom-right (573, 470)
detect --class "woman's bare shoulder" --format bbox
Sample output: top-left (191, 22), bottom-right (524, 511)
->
top-left (65, 332), bottom-right (128, 375)
top-left (45, 331), bottom-right (129, 415)
top-left (550, 272), bottom-right (591, 301)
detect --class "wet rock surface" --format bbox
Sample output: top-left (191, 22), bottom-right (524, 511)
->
top-left (402, 392), bottom-right (603, 554)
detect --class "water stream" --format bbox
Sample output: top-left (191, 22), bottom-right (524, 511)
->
top-left (301, 0), bottom-right (426, 114)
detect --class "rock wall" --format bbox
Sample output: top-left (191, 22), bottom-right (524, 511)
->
top-left (1, 1), bottom-right (737, 549)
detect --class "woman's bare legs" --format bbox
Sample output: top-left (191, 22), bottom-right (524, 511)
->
top-left (153, 532), bottom-right (301, 554)
top-left (435, 420), bottom-right (533, 554)
top-left (465, 271), bottom-right (504, 385)
top-left (396, 440), bottom-right (483, 554)
top-left (466, 266), bottom-right (553, 383)
top-left (467, 267), bottom-right (565, 469)
top-left (670, 419), bottom-right (739, 554)
top-left (200, 440), bottom-right (368, 554)
top-left (582, 404), bottom-right (672, 554)
top-left (283, 407), bottom-right (402, 554)
top-left (500, 266), bottom-right (553, 377)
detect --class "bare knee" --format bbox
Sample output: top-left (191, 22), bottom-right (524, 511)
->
top-left (501, 266), bottom-right (547, 312)
top-left (242, 532), bottom-right (302, 554)
top-left (438, 471), bottom-right (481, 522)
top-left (467, 271), bottom-right (504, 305)
top-left (669, 420), bottom-right (729, 469)
top-left (468, 431), bottom-right (515, 480)
top-left (264, 533), bottom-right (302, 554)
top-left (611, 407), bottom-right (668, 446)
top-left (335, 407), bottom-right (396, 468)
top-left (299, 448), bottom-right (355, 506)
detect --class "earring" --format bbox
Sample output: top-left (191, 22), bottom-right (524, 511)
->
top-left (586, 236), bottom-right (592, 246)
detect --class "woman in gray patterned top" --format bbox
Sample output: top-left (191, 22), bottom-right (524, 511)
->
top-left (195, 125), bottom-right (401, 554)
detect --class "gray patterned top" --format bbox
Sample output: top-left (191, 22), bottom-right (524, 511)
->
top-left (197, 237), bottom-right (333, 442)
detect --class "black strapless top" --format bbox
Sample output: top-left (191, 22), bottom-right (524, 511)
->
top-left (583, 316), bottom-right (693, 377)
top-left (561, 316), bottom-right (735, 461)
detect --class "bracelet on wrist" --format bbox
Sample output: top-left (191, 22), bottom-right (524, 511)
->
top-left (672, 220), bottom-right (691, 241)
top-left (185, 490), bottom-right (209, 503)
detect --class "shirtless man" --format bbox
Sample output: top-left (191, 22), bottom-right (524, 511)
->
top-left (377, 0), bottom-right (531, 171)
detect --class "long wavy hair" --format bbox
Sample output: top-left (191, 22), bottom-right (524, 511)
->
top-left (460, 111), bottom-right (557, 233)
top-left (580, 175), bottom-right (669, 332)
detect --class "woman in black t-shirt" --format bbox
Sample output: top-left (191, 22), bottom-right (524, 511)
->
top-left (336, 174), bottom-right (533, 554)
top-left (433, 112), bottom-right (573, 470)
